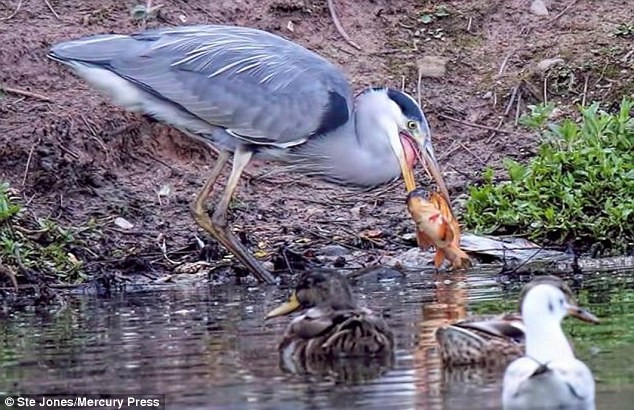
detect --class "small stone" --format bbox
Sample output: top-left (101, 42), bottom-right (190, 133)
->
top-left (482, 91), bottom-right (493, 99)
top-left (530, 0), bottom-right (549, 16)
top-left (333, 256), bottom-right (346, 268)
top-left (317, 244), bottom-right (350, 257)
top-left (417, 56), bottom-right (449, 78)
top-left (402, 233), bottom-right (416, 242)
top-left (386, 247), bottom-right (436, 269)
top-left (114, 217), bottom-right (134, 230)
top-left (537, 58), bottom-right (565, 72)
top-left (157, 184), bottom-right (171, 197)
top-left (262, 261), bottom-right (275, 271)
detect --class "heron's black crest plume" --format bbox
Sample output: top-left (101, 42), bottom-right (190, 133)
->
top-left (386, 89), bottom-right (424, 122)
top-left (360, 87), bottom-right (424, 123)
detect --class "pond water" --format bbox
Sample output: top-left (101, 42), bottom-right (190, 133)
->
top-left (1, 269), bottom-right (633, 410)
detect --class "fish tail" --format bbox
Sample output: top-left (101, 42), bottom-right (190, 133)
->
top-left (447, 246), bottom-right (472, 270)
top-left (433, 248), bottom-right (446, 268)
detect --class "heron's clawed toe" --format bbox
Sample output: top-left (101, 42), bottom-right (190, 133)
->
top-left (211, 223), bottom-right (276, 285)
top-left (211, 212), bottom-right (229, 230)
top-left (190, 199), bottom-right (276, 285)
top-left (190, 202), bottom-right (216, 235)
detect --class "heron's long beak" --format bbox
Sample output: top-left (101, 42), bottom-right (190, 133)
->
top-left (566, 303), bottom-right (600, 324)
top-left (265, 292), bottom-right (301, 319)
top-left (409, 128), bottom-right (451, 205)
top-left (399, 158), bottom-right (417, 194)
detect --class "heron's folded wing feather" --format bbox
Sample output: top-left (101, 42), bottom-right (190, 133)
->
top-left (49, 25), bottom-right (353, 147)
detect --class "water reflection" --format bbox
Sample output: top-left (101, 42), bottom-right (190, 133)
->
top-left (0, 271), bottom-right (632, 409)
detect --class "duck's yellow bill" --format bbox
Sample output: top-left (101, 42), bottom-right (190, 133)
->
top-left (265, 292), bottom-right (301, 319)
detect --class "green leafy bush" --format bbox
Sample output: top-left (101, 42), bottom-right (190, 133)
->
top-left (0, 182), bottom-right (86, 283)
top-left (464, 98), bottom-right (633, 253)
top-left (0, 183), bottom-right (21, 222)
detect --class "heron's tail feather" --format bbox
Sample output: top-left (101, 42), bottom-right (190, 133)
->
top-left (48, 34), bottom-right (139, 65)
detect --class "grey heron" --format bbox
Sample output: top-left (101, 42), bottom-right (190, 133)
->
top-left (47, 25), bottom-right (452, 285)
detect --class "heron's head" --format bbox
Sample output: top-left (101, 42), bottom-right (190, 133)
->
top-left (361, 88), bottom-right (449, 202)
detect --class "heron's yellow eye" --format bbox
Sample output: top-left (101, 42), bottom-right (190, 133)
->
top-left (407, 121), bottom-right (417, 130)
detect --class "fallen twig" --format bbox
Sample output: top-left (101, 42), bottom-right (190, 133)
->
top-left (372, 48), bottom-right (416, 56)
top-left (43, 0), bottom-right (61, 20)
top-left (327, 0), bottom-right (361, 50)
top-left (496, 47), bottom-right (517, 78)
top-left (296, 226), bottom-right (359, 251)
top-left (0, 0), bottom-right (22, 20)
top-left (593, 61), bottom-right (609, 87)
top-left (514, 90), bottom-right (522, 126)
top-left (22, 140), bottom-right (38, 186)
top-left (0, 85), bottom-right (51, 102)
top-left (437, 140), bottom-right (459, 161)
top-left (486, 85), bottom-right (519, 143)
top-left (458, 142), bottom-right (486, 166)
top-left (417, 64), bottom-right (423, 108)
top-left (549, 0), bottom-right (581, 23)
top-left (438, 113), bottom-right (522, 135)
top-left (581, 75), bottom-right (589, 107)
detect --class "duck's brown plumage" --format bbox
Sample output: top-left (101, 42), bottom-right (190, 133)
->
top-left (435, 275), bottom-right (583, 366)
top-left (266, 270), bottom-right (395, 364)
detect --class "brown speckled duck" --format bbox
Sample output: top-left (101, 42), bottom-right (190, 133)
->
top-left (435, 275), bottom-right (596, 367)
top-left (265, 270), bottom-right (395, 370)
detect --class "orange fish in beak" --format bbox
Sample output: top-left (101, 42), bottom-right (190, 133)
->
top-left (406, 188), bottom-right (471, 270)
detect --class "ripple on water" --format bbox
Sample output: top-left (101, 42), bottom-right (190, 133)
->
top-left (0, 270), bottom-right (632, 409)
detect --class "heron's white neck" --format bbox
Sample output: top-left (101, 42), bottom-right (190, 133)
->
top-left (524, 312), bottom-right (575, 364)
top-left (282, 92), bottom-right (403, 188)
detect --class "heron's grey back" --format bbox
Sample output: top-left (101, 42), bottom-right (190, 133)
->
top-left (49, 25), bottom-right (353, 147)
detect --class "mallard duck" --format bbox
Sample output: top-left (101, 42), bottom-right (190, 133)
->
top-left (265, 270), bottom-right (395, 374)
top-left (435, 275), bottom-right (596, 366)
top-left (502, 282), bottom-right (599, 409)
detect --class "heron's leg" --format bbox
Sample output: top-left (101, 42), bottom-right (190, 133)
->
top-left (190, 150), bottom-right (230, 233)
top-left (210, 147), bottom-right (276, 284)
top-left (212, 146), bottom-right (252, 228)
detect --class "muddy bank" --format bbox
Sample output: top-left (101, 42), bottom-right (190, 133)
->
top-left (1, 0), bottom-right (632, 295)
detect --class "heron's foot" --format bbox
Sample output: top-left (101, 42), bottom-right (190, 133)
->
top-left (190, 202), bottom-right (216, 235)
top-left (190, 202), bottom-right (276, 285)
top-left (216, 226), bottom-right (276, 285)
top-left (211, 211), bottom-right (229, 230)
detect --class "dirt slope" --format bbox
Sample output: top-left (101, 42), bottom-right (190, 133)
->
top-left (0, 0), bottom-right (631, 288)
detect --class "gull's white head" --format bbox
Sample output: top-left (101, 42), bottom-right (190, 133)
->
top-left (522, 283), bottom-right (599, 325)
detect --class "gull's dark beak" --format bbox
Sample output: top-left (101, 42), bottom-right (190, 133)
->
top-left (566, 304), bottom-right (600, 324)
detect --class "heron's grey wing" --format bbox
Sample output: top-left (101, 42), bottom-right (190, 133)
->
top-left (49, 25), bottom-right (353, 147)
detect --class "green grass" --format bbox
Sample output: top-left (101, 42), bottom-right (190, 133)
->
top-left (463, 98), bottom-right (633, 254)
top-left (0, 182), bottom-right (88, 284)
